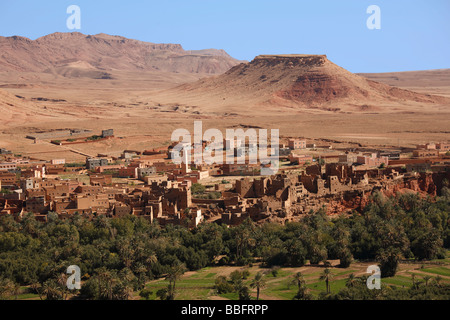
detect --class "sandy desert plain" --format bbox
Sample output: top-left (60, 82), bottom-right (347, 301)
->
top-left (0, 33), bottom-right (449, 161)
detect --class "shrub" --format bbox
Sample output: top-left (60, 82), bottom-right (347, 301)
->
top-left (139, 288), bottom-right (153, 300)
top-left (339, 249), bottom-right (353, 268)
top-left (191, 183), bottom-right (206, 195)
top-left (230, 270), bottom-right (243, 283)
top-left (80, 278), bottom-right (99, 299)
top-left (238, 286), bottom-right (251, 300)
top-left (214, 276), bottom-right (234, 294)
top-left (86, 135), bottom-right (102, 141)
top-left (271, 266), bottom-right (281, 277)
top-left (218, 256), bottom-right (230, 266)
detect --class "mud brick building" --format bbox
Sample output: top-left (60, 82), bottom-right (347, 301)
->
top-left (0, 172), bottom-right (17, 186)
top-left (90, 174), bottom-right (113, 186)
top-left (137, 167), bottom-right (157, 180)
top-left (0, 162), bottom-right (17, 171)
top-left (417, 143), bottom-right (437, 150)
top-left (222, 163), bottom-right (260, 176)
top-left (413, 149), bottom-right (440, 158)
top-left (356, 153), bottom-right (389, 167)
top-left (288, 139), bottom-right (307, 150)
top-left (0, 148), bottom-right (12, 155)
top-left (289, 154), bottom-right (313, 165)
top-left (0, 199), bottom-right (23, 216)
top-left (339, 154), bottom-right (358, 164)
top-left (51, 159), bottom-right (66, 165)
top-left (21, 166), bottom-right (45, 179)
top-left (436, 142), bottom-right (450, 151)
top-left (220, 162), bottom-right (384, 225)
top-left (144, 175), bottom-right (169, 185)
top-left (25, 196), bottom-right (48, 214)
top-left (196, 164), bottom-right (222, 176)
top-left (118, 166), bottom-right (139, 178)
top-left (102, 129), bottom-right (114, 138)
top-left (86, 158), bottom-right (109, 170)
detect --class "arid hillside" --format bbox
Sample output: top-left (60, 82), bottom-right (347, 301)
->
top-left (0, 32), bottom-right (243, 75)
top-left (359, 69), bottom-right (450, 98)
top-left (0, 89), bottom-right (54, 125)
top-left (359, 69), bottom-right (450, 87)
top-left (152, 54), bottom-right (450, 114)
top-left (0, 34), bottom-right (448, 160)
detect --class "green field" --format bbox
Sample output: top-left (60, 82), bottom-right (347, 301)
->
top-left (139, 257), bottom-right (450, 300)
top-left (383, 275), bottom-right (414, 287)
top-left (418, 267), bottom-right (450, 277)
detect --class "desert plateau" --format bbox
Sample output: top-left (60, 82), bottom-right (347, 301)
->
top-left (0, 32), bottom-right (448, 162)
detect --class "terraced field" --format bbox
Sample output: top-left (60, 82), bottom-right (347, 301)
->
top-left (139, 251), bottom-right (450, 300)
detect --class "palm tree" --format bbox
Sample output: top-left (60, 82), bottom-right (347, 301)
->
top-left (145, 253), bottom-right (158, 275)
top-left (291, 272), bottom-right (312, 300)
top-left (134, 262), bottom-right (149, 290)
top-left (411, 274), bottom-right (423, 290)
top-left (250, 272), bottom-right (266, 301)
top-left (31, 282), bottom-right (43, 300)
top-left (165, 263), bottom-right (186, 300)
top-left (56, 273), bottom-right (69, 300)
top-left (293, 285), bottom-right (312, 300)
top-left (345, 273), bottom-right (357, 288)
top-left (290, 272), bottom-right (306, 291)
top-left (12, 283), bottom-right (21, 300)
top-left (97, 268), bottom-right (115, 300)
top-left (319, 268), bottom-right (334, 294)
top-left (422, 275), bottom-right (432, 288)
top-left (146, 253), bottom-right (158, 267)
top-left (118, 240), bottom-right (135, 269)
top-left (0, 278), bottom-right (17, 299)
top-left (116, 283), bottom-right (134, 300)
top-left (42, 280), bottom-right (63, 300)
top-left (411, 274), bottom-right (417, 289)
top-left (119, 268), bottom-right (136, 284)
top-left (434, 276), bottom-right (443, 288)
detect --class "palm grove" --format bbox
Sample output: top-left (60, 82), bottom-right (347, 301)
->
top-left (0, 188), bottom-right (449, 300)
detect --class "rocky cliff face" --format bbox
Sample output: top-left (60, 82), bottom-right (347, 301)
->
top-left (229, 54), bottom-right (328, 72)
top-left (0, 32), bottom-right (242, 75)
top-left (325, 171), bottom-right (449, 216)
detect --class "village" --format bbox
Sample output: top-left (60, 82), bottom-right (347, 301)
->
top-left (1, 129), bottom-right (449, 227)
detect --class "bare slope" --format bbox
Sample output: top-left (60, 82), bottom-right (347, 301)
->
top-left (358, 69), bottom-right (450, 88)
top-left (0, 32), bottom-right (243, 76)
top-left (154, 55), bottom-right (449, 114)
top-left (0, 89), bottom-right (55, 125)
top-left (359, 69), bottom-right (450, 98)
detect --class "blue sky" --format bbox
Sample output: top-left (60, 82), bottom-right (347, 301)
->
top-left (0, 0), bottom-right (449, 73)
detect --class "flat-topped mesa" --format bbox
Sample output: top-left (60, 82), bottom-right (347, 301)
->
top-left (251, 54), bottom-right (328, 68)
top-left (0, 32), bottom-right (242, 74)
top-left (171, 51), bottom-right (450, 110)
